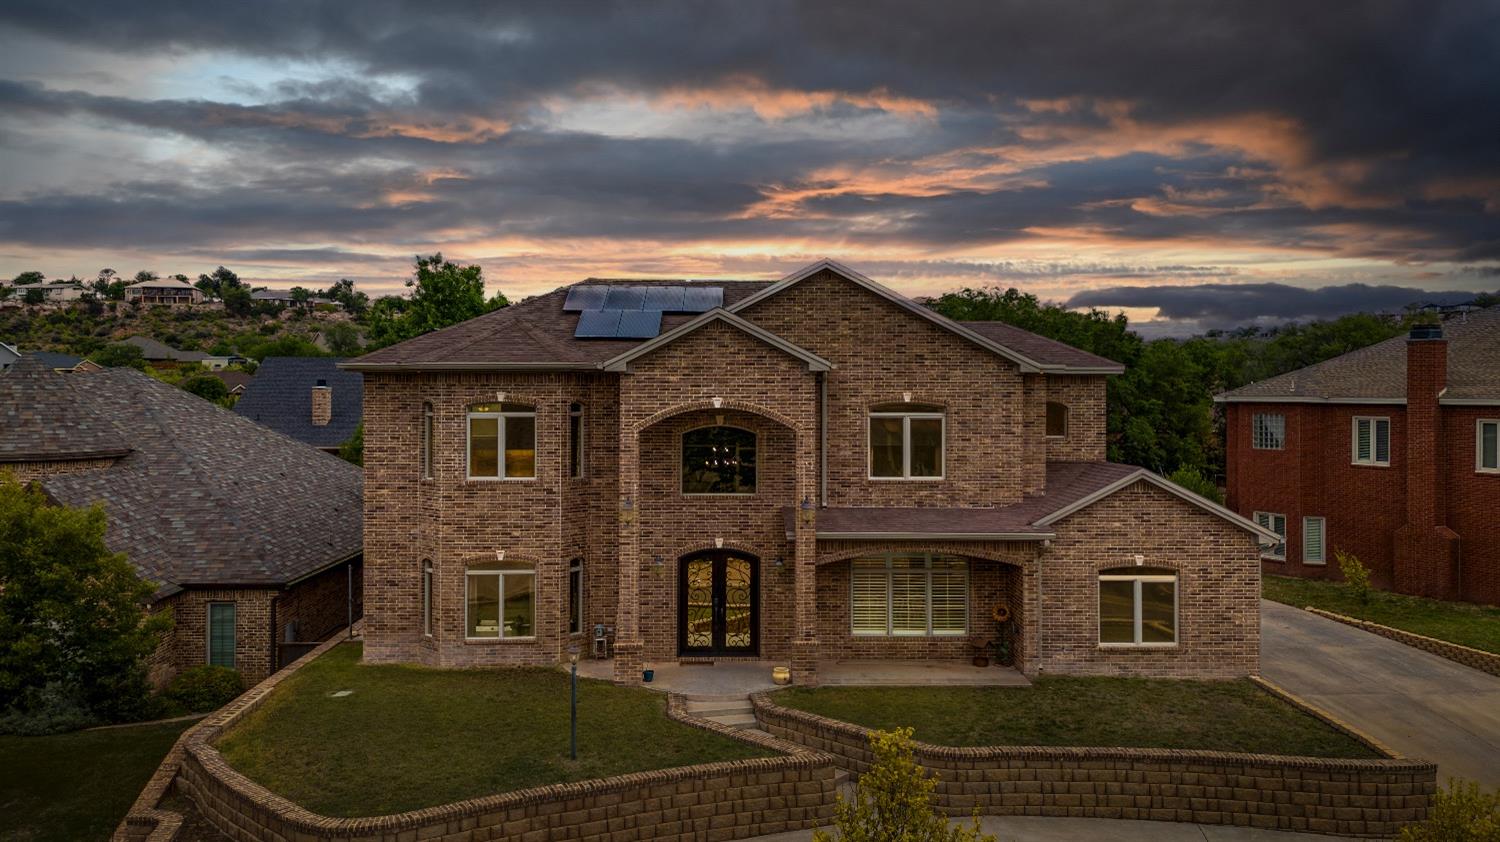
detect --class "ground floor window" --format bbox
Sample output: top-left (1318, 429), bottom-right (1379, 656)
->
top-left (568, 558), bottom-right (583, 635)
top-left (207, 602), bottom-right (236, 668)
top-left (851, 554), bottom-right (967, 636)
top-left (465, 563), bottom-right (535, 639)
top-left (1254, 511), bottom-right (1287, 559)
top-left (1099, 567), bottom-right (1177, 646)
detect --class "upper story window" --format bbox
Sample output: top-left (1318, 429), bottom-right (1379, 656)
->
top-left (465, 560), bottom-right (534, 639)
top-left (467, 402), bottom-right (535, 480)
top-left (420, 402), bottom-right (434, 480)
top-left (1478, 420), bottom-right (1499, 474)
top-left (1099, 567), bottom-right (1176, 647)
top-left (1255, 511), bottom-right (1287, 559)
top-left (869, 403), bottom-right (944, 480)
top-left (682, 426), bottom-right (757, 494)
top-left (1045, 402), bottom-right (1068, 438)
top-left (569, 402), bottom-right (585, 479)
top-left (1252, 413), bottom-right (1285, 450)
top-left (1351, 416), bottom-right (1390, 467)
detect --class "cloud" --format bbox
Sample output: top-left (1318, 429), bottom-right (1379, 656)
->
top-left (1067, 281), bottom-right (1494, 329)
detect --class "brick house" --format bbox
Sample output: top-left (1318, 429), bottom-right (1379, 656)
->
top-left (1220, 308), bottom-right (1500, 604)
top-left (347, 260), bottom-right (1274, 684)
top-left (233, 356), bottom-right (362, 453)
top-left (0, 357), bottom-right (364, 685)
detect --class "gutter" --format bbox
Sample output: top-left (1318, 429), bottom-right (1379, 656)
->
top-left (805, 531), bottom-right (1056, 541)
top-left (338, 361), bottom-right (600, 373)
top-left (819, 371), bottom-right (828, 507)
top-left (282, 549), bottom-right (363, 588)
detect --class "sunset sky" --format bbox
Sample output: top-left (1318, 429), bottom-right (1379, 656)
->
top-left (1, 2), bottom-right (1497, 333)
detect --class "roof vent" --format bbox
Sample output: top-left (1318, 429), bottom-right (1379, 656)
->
top-left (1409, 324), bottom-right (1443, 341)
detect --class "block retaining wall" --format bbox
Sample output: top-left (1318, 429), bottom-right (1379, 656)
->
top-left (751, 691), bottom-right (1436, 838)
top-left (1304, 606), bottom-right (1500, 677)
top-left (117, 624), bottom-right (836, 842)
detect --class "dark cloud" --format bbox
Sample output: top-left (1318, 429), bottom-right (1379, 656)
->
top-left (1068, 282), bottom-right (1494, 328)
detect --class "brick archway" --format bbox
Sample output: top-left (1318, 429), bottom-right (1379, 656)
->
top-left (632, 399), bottom-right (803, 436)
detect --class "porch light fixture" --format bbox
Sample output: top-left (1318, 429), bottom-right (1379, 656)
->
top-left (902, 391), bottom-right (912, 403)
top-left (653, 554), bottom-right (664, 569)
top-left (774, 556), bottom-right (785, 569)
top-left (1133, 554), bottom-right (1145, 566)
top-left (711, 396), bottom-right (724, 408)
top-left (799, 495), bottom-right (816, 526)
top-left (620, 495), bottom-right (636, 526)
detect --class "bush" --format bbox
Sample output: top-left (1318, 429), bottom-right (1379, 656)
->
top-left (1336, 549), bottom-right (1374, 619)
top-left (1400, 778), bottom-right (1500, 841)
top-left (180, 374), bottom-right (229, 402)
top-left (0, 682), bottom-right (95, 735)
top-left (1166, 466), bottom-right (1224, 504)
top-left (814, 728), bottom-right (994, 842)
top-left (161, 665), bottom-right (243, 713)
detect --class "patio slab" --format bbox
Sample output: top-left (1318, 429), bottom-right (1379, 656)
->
top-left (573, 658), bottom-right (1027, 697)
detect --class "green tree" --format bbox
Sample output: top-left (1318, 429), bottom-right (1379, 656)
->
top-left (320, 278), bottom-right (370, 316)
top-left (338, 422), bottom-right (363, 467)
top-left (89, 343), bottom-right (147, 370)
top-left (815, 728), bottom-right (993, 842)
top-left (180, 374), bottom-right (229, 403)
top-left (221, 283), bottom-right (253, 316)
top-left (365, 254), bottom-right (507, 348)
top-left (133, 270), bottom-right (159, 283)
top-left (22, 287), bottom-right (44, 305)
top-left (11, 270), bottom-right (45, 286)
top-left (1167, 466), bottom-right (1224, 504)
top-left (0, 474), bottom-right (172, 729)
top-left (242, 335), bottom-right (326, 361)
top-left (322, 322), bottom-right (362, 356)
top-left (194, 266), bottom-right (241, 300)
top-left (290, 286), bottom-right (311, 308)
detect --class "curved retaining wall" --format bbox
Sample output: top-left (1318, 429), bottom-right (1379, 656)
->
top-left (752, 692), bottom-right (1437, 838)
top-left (1305, 606), bottom-right (1500, 677)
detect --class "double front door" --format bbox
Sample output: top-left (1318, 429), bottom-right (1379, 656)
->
top-left (678, 552), bottom-right (758, 656)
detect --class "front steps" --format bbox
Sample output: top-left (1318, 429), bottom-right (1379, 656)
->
top-left (685, 695), bottom-right (763, 733)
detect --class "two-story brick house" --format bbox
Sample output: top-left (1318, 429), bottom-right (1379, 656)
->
top-left (347, 260), bottom-right (1274, 684)
top-left (1220, 307), bottom-right (1500, 604)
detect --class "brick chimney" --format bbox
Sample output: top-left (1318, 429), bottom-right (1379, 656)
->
top-left (311, 379), bottom-right (332, 427)
top-left (1393, 323), bottom-right (1460, 598)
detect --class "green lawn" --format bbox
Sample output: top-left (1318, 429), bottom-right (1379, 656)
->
top-left (1263, 574), bottom-right (1500, 655)
top-left (0, 718), bottom-right (195, 842)
top-left (216, 643), bottom-right (771, 817)
top-left (777, 678), bottom-right (1379, 758)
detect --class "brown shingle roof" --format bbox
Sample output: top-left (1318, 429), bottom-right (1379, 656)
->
top-left (961, 322), bottom-right (1124, 372)
top-left (1, 356), bottom-right (131, 462)
top-left (1218, 306), bottom-right (1500, 403)
top-left (9, 363), bottom-right (361, 591)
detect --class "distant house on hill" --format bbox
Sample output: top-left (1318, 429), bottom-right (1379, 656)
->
top-left (25, 350), bottom-right (102, 373)
top-left (117, 335), bottom-right (209, 367)
top-left (210, 370), bottom-right (255, 397)
top-left (28, 282), bottom-right (86, 302)
top-left (251, 289), bottom-right (334, 307)
top-left (0, 357), bottom-right (363, 685)
top-left (233, 357), bottom-right (362, 452)
top-left (0, 342), bottom-right (18, 371)
top-left (125, 277), bottom-right (203, 306)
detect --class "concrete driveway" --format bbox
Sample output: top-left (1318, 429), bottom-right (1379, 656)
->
top-left (1261, 599), bottom-right (1500, 787)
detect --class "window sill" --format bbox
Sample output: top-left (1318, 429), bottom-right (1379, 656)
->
top-left (464, 477), bottom-right (539, 483)
top-left (681, 492), bottom-right (757, 498)
top-left (1260, 555), bottom-right (1287, 562)
top-left (1046, 435), bottom-right (1066, 440)
top-left (463, 636), bottom-right (538, 644)
top-left (867, 476), bottom-right (946, 482)
top-left (1477, 469), bottom-right (1500, 476)
top-left (1349, 462), bottom-right (1391, 469)
top-left (1303, 560), bottom-right (1327, 566)
top-left (1098, 643), bottom-right (1178, 650)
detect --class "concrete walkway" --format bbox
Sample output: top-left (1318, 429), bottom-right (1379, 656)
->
top-left (1261, 599), bottom-right (1500, 787)
top-left (748, 815), bottom-right (1334, 841)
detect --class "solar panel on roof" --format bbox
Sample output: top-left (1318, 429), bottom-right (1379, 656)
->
top-left (616, 309), bottom-right (664, 339)
top-left (563, 286), bottom-right (609, 311)
top-left (643, 286), bottom-right (686, 312)
top-left (602, 286), bottom-right (647, 310)
top-left (574, 309), bottom-right (623, 338)
top-left (680, 286), bottom-right (724, 312)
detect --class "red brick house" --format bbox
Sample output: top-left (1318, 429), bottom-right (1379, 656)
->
top-left (346, 260), bottom-right (1274, 684)
top-left (1220, 308), bottom-right (1500, 604)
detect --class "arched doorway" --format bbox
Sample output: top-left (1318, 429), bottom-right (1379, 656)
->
top-left (678, 551), bottom-right (759, 657)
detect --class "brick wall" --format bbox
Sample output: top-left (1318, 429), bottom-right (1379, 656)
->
top-left (156, 588), bottom-right (276, 685)
top-left (277, 559), bottom-right (363, 646)
top-left (2, 456), bottom-right (119, 482)
top-left (1045, 375), bottom-right (1108, 461)
top-left (754, 694), bottom-right (1436, 838)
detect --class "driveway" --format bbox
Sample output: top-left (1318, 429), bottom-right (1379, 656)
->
top-left (1261, 599), bottom-right (1500, 787)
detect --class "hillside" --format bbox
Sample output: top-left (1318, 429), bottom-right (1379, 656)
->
top-left (0, 303), bottom-right (361, 358)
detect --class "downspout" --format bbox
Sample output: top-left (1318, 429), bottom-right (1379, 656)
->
top-left (269, 594), bottom-right (279, 672)
top-left (818, 371), bottom-right (828, 507)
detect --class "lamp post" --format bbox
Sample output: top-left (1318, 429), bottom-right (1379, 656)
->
top-left (568, 648), bottom-right (580, 760)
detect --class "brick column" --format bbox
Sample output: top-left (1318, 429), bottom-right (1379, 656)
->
top-left (792, 426), bottom-right (820, 685)
top-left (1394, 325), bottom-right (1460, 599)
top-left (613, 426), bottom-right (644, 684)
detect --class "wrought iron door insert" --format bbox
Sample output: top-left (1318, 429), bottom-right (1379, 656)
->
top-left (678, 552), bottom-right (758, 656)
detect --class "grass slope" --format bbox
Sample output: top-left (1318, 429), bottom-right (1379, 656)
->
top-left (777, 678), bottom-right (1378, 758)
top-left (0, 719), bottom-right (195, 842)
top-left (1264, 574), bottom-right (1500, 655)
top-left (216, 643), bottom-right (770, 817)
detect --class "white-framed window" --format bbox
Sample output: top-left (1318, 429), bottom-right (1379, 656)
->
top-left (465, 561), bottom-right (535, 639)
top-left (682, 425), bottom-right (757, 494)
top-left (850, 554), bottom-right (967, 636)
top-left (1099, 567), bottom-right (1177, 647)
top-left (868, 404), bottom-right (944, 479)
top-left (1255, 511), bottom-right (1287, 559)
top-left (420, 402), bottom-right (434, 480)
top-left (569, 402), bottom-right (585, 479)
top-left (421, 559), bottom-right (434, 636)
top-left (568, 558), bottom-right (584, 635)
top-left (1045, 401), bottom-right (1068, 438)
top-left (207, 602), bottom-right (236, 668)
top-left (467, 402), bottom-right (536, 479)
top-left (1252, 413), bottom-right (1286, 450)
top-left (1352, 416), bottom-right (1391, 466)
top-left (1302, 517), bottom-right (1326, 565)
top-left (1477, 419), bottom-right (1499, 474)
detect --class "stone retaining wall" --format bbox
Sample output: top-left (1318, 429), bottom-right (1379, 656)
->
top-left (117, 623), bottom-right (836, 842)
top-left (752, 692), bottom-right (1437, 838)
top-left (1305, 606), bottom-right (1500, 677)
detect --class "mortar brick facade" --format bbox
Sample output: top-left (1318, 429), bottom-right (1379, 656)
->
top-left (355, 261), bottom-right (1265, 682)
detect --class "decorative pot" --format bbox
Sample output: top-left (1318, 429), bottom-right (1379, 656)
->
top-left (772, 666), bottom-right (791, 685)
top-left (642, 669), bottom-right (654, 682)
top-left (971, 655), bottom-right (989, 668)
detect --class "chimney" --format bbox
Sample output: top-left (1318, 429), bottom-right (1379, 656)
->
top-left (1394, 322), bottom-right (1460, 598)
top-left (311, 379), bottom-right (332, 427)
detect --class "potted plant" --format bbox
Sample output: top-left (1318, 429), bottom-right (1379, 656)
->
top-left (971, 641), bottom-right (991, 668)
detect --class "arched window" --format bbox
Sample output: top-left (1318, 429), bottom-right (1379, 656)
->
top-left (1045, 401), bottom-right (1068, 438)
top-left (1098, 566), bottom-right (1176, 646)
top-left (568, 558), bottom-right (584, 635)
top-left (569, 402), bottom-right (585, 479)
top-left (868, 403), bottom-right (944, 479)
top-left (682, 426), bottom-right (757, 494)
top-left (421, 559), bottom-right (434, 637)
top-left (465, 559), bottom-right (535, 639)
top-left (467, 402), bottom-right (535, 479)
top-left (420, 402), bottom-right (434, 479)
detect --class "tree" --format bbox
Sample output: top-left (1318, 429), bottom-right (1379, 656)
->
top-left (290, 286), bottom-right (312, 308)
top-left (322, 322), bottom-right (362, 356)
top-left (194, 266), bottom-right (241, 300)
top-left (22, 287), bottom-right (44, 306)
top-left (0, 474), bottom-right (172, 730)
top-left (364, 254), bottom-right (507, 348)
top-left (11, 270), bottom-right (45, 286)
top-left (814, 728), bottom-right (993, 842)
top-left (221, 283), bottom-right (253, 316)
top-left (242, 335), bottom-right (326, 361)
top-left (1166, 466), bottom-right (1224, 504)
top-left (320, 278), bottom-right (370, 316)
top-left (89, 343), bottom-right (147, 370)
top-left (180, 374), bottom-right (229, 403)
top-left (338, 422), bottom-right (363, 467)
top-left (133, 270), bottom-right (159, 283)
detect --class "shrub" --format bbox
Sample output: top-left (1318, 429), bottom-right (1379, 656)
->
top-left (1336, 549), bottom-right (1374, 619)
top-left (1166, 466), bottom-right (1224, 504)
top-left (814, 728), bottom-right (994, 842)
top-left (0, 682), bottom-right (95, 735)
top-left (180, 374), bottom-right (229, 402)
top-left (162, 665), bottom-right (243, 713)
top-left (1399, 778), bottom-right (1500, 841)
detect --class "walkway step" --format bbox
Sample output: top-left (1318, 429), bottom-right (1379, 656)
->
top-left (704, 713), bottom-right (759, 728)
top-left (687, 703), bottom-right (752, 718)
top-left (678, 692), bottom-right (755, 703)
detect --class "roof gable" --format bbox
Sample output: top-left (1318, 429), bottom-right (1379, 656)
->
top-left (1032, 468), bottom-right (1278, 540)
top-left (600, 308), bottom-right (832, 372)
top-left (233, 357), bottom-right (362, 448)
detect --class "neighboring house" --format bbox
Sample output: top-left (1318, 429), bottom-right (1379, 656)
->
top-left (346, 259), bottom-right (1274, 685)
top-left (117, 335), bottom-right (209, 367)
top-left (200, 354), bottom-right (248, 371)
top-left (0, 357), bottom-right (363, 685)
top-left (25, 282), bottom-right (86, 302)
top-left (251, 289), bottom-right (334, 307)
top-left (124, 277), bottom-right (203, 306)
top-left (0, 342), bottom-right (18, 371)
top-left (233, 357), bottom-right (362, 452)
top-left (1219, 308), bottom-right (1500, 604)
top-left (210, 370), bottom-right (255, 397)
top-left (25, 350), bottom-right (102, 373)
